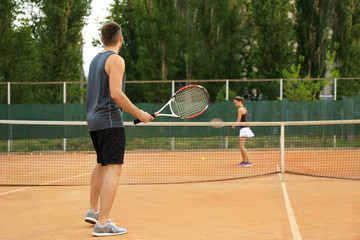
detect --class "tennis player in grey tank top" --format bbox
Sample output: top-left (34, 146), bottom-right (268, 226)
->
top-left (84, 22), bottom-right (153, 237)
top-left (86, 50), bottom-right (126, 131)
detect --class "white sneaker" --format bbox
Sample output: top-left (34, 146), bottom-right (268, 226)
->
top-left (92, 220), bottom-right (128, 237)
top-left (84, 210), bottom-right (99, 224)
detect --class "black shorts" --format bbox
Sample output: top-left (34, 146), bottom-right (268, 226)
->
top-left (90, 127), bottom-right (126, 166)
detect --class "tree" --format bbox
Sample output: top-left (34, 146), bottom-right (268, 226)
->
top-left (215, 84), bottom-right (237, 102)
top-left (130, 0), bottom-right (186, 102)
top-left (0, 0), bottom-right (15, 103)
top-left (186, 0), bottom-right (249, 101)
top-left (0, 0), bottom-right (44, 104)
top-left (331, 0), bottom-right (360, 97)
top-left (249, 0), bottom-right (296, 100)
top-left (0, 0), bottom-right (15, 83)
top-left (37, 0), bottom-right (91, 103)
top-left (110, 0), bottom-right (144, 102)
top-left (110, 0), bottom-right (185, 103)
top-left (295, 0), bottom-right (333, 78)
top-left (110, 0), bottom-right (139, 81)
top-left (282, 56), bottom-right (324, 101)
top-left (108, 0), bottom-right (250, 103)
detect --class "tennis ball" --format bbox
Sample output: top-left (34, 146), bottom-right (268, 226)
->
top-left (73, 152), bottom-right (76, 155)
top-left (90, 154), bottom-right (93, 157)
top-left (201, 157), bottom-right (205, 161)
top-left (30, 153), bottom-right (33, 156)
top-left (8, 153), bottom-right (11, 156)
top-left (40, 153), bottom-right (42, 156)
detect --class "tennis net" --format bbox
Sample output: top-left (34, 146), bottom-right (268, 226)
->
top-left (0, 120), bottom-right (359, 185)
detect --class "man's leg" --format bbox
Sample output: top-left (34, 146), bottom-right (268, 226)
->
top-left (89, 164), bottom-right (107, 212)
top-left (98, 164), bottom-right (122, 226)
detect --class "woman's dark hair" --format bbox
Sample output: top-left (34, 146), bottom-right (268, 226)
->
top-left (234, 96), bottom-right (244, 103)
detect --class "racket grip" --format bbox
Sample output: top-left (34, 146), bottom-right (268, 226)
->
top-left (133, 113), bottom-right (156, 125)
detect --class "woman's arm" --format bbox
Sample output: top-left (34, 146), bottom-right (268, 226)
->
top-left (232, 108), bottom-right (243, 129)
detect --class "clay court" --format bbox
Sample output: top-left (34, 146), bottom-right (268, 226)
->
top-left (0, 149), bottom-right (359, 239)
top-left (0, 176), bottom-right (360, 240)
top-left (1, 148), bottom-right (359, 185)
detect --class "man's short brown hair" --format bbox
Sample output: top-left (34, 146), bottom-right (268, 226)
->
top-left (101, 22), bottom-right (122, 46)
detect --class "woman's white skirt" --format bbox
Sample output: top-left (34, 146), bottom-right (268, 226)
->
top-left (239, 127), bottom-right (255, 138)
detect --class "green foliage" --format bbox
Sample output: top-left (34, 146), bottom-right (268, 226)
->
top-left (331, 1), bottom-right (360, 98)
top-left (186, 0), bottom-right (249, 101)
top-left (283, 79), bottom-right (325, 101)
top-left (249, 0), bottom-right (295, 100)
top-left (215, 84), bottom-right (237, 102)
top-left (295, 0), bottom-right (333, 78)
top-left (0, 1), bottom-right (43, 103)
top-left (66, 83), bottom-right (87, 104)
top-left (186, 0), bottom-right (248, 79)
top-left (282, 56), bottom-right (325, 101)
top-left (110, 0), bottom-right (140, 81)
top-left (107, 0), bottom-right (250, 102)
top-left (0, 0), bottom-right (91, 104)
top-left (37, 0), bottom-right (91, 103)
top-left (325, 49), bottom-right (339, 78)
top-left (2, 0), bottom-right (360, 104)
top-left (0, 0), bottom-right (15, 83)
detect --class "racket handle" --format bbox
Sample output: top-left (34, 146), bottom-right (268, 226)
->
top-left (133, 113), bottom-right (156, 125)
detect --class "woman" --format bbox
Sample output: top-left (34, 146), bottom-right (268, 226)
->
top-left (232, 96), bottom-right (254, 167)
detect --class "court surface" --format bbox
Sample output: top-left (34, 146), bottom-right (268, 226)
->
top-left (0, 174), bottom-right (359, 240)
top-left (1, 148), bottom-right (359, 185)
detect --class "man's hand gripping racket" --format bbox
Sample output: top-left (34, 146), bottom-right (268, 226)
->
top-left (133, 85), bottom-right (210, 124)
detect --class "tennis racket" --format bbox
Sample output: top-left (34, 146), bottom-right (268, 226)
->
top-left (133, 85), bottom-right (210, 124)
top-left (210, 118), bottom-right (224, 128)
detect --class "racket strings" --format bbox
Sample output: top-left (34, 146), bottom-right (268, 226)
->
top-left (171, 87), bottom-right (209, 118)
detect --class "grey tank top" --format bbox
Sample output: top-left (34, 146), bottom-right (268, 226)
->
top-left (86, 51), bottom-right (126, 131)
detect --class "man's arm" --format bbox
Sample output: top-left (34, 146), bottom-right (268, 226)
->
top-left (106, 54), bottom-right (153, 123)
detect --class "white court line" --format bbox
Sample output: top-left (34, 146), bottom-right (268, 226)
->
top-left (0, 172), bottom-right (92, 196)
top-left (0, 187), bottom-right (31, 196)
top-left (277, 164), bottom-right (302, 240)
top-left (40, 172), bottom-right (91, 185)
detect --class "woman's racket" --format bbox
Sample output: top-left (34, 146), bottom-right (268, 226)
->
top-left (133, 85), bottom-right (210, 124)
top-left (210, 118), bottom-right (224, 128)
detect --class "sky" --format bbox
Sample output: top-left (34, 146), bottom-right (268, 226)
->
top-left (82, 0), bottom-right (114, 75)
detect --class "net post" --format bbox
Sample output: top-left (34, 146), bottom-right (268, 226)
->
top-left (63, 138), bottom-right (67, 152)
top-left (63, 82), bottom-right (67, 151)
top-left (280, 124), bottom-right (285, 174)
top-left (226, 79), bottom-right (229, 101)
top-left (334, 78), bottom-right (337, 101)
top-left (280, 78), bottom-right (283, 100)
top-left (170, 137), bottom-right (175, 150)
top-left (63, 82), bottom-right (66, 104)
top-left (172, 80), bottom-right (175, 95)
top-left (7, 82), bottom-right (12, 152)
top-left (7, 82), bottom-right (10, 104)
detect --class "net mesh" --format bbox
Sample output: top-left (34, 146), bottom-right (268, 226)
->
top-left (171, 86), bottom-right (210, 118)
top-left (0, 120), bottom-right (359, 186)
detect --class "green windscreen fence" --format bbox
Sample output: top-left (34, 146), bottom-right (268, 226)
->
top-left (0, 97), bottom-right (359, 140)
top-left (1, 123), bottom-right (360, 142)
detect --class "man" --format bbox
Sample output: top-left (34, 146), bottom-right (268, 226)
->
top-left (85, 21), bottom-right (153, 237)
